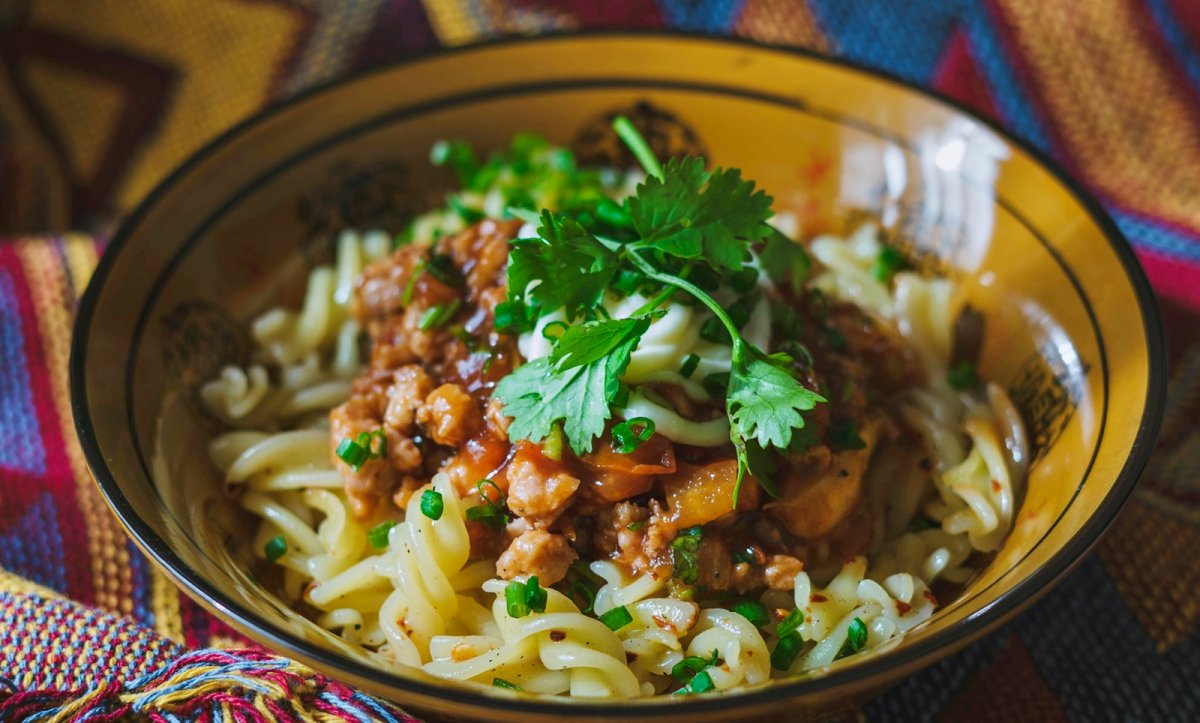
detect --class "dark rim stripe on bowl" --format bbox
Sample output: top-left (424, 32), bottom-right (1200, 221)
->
top-left (70, 32), bottom-right (1166, 717)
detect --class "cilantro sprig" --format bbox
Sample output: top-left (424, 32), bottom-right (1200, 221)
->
top-left (493, 118), bottom-right (825, 501)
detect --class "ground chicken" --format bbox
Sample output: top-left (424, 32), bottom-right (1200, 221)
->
top-left (417, 383), bottom-right (482, 447)
top-left (495, 529), bottom-right (577, 586)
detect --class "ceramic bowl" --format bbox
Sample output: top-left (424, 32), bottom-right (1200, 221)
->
top-left (70, 34), bottom-right (1165, 721)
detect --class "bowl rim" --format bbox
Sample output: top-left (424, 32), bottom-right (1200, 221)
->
top-left (69, 30), bottom-right (1167, 716)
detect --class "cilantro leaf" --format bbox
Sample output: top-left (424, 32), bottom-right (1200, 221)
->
top-left (628, 157), bottom-right (774, 272)
top-left (728, 352), bottom-right (825, 452)
top-left (497, 312), bottom-right (651, 455)
top-left (549, 316), bottom-right (655, 371)
top-left (507, 210), bottom-right (619, 319)
top-left (494, 358), bottom-right (611, 455)
top-left (759, 227), bottom-right (810, 290)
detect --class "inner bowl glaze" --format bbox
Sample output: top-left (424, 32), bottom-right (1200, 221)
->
top-left (70, 34), bottom-right (1164, 721)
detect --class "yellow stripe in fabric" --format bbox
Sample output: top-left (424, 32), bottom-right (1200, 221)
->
top-left (734, 0), bottom-right (831, 53)
top-left (13, 239), bottom-right (133, 615)
top-left (62, 233), bottom-right (98, 296)
top-left (151, 566), bottom-right (184, 641)
top-left (994, 0), bottom-right (1200, 232)
top-left (0, 567), bottom-right (60, 598)
top-left (420, 0), bottom-right (486, 46)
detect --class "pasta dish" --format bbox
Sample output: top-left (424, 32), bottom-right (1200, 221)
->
top-left (202, 120), bottom-right (1027, 698)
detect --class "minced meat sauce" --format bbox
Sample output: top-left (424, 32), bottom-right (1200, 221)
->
top-left (331, 219), bottom-right (925, 596)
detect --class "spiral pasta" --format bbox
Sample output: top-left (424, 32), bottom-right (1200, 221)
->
top-left (198, 208), bottom-right (1027, 699)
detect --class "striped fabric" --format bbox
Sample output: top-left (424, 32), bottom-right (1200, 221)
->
top-left (1, 2), bottom-right (1199, 721)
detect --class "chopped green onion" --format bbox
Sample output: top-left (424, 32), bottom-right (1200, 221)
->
top-left (699, 315), bottom-right (729, 345)
top-left (448, 195), bottom-right (485, 224)
top-left (491, 678), bottom-right (522, 691)
top-left (779, 340), bottom-right (813, 370)
top-left (524, 575), bottom-right (548, 614)
top-left (947, 360), bottom-right (981, 391)
top-left (771, 631), bottom-right (803, 670)
top-left (368, 521), bottom-right (396, 549)
top-left (834, 617), bottom-right (869, 660)
top-left (568, 581), bottom-right (596, 614)
top-left (671, 655), bottom-right (709, 683)
top-left (541, 320), bottom-right (569, 340)
top-left (673, 669), bottom-right (715, 696)
top-left (670, 525), bottom-right (703, 585)
top-left (429, 140), bottom-right (478, 186)
top-left (506, 576), bottom-right (547, 618)
top-left (776, 608), bottom-right (805, 638)
top-left (611, 417), bottom-right (655, 454)
top-left (335, 437), bottom-right (368, 470)
top-left (264, 535), bottom-right (287, 562)
top-left (425, 252), bottom-right (463, 287)
top-left (401, 258), bottom-right (425, 305)
top-left (418, 298), bottom-right (461, 330)
top-left (466, 504), bottom-right (505, 530)
top-left (494, 300), bottom-right (530, 334)
top-left (477, 479), bottom-right (505, 505)
top-left (678, 353), bottom-right (700, 379)
top-left (702, 372), bottom-right (730, 400)
top-left (626, 521), bottom-right (646, 532)
top-left (598, 605), bottom-right (633, 631)
top-left (612, 116), bottom-right (663, 179)
top-left (731, 600), bottom-right (770, 628)
top-left (336, 429), bottom-right (387, 472)
top-left (505, 580), bottom-right (530, 618)
top-left (829, 420), bottom-right (867, 451)
top-left (420, 490), bottom-right (444, 521)
top-left (542, 423), bottom-right (564, 462)
top-left (872, 246), bottom-right (906, 282)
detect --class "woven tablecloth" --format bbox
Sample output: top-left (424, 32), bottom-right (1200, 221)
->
top-left (2, 2), bottom-right (1199, 721)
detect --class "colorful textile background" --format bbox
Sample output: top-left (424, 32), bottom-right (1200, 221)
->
top-left (1, 1), bottom-right (1199, 720)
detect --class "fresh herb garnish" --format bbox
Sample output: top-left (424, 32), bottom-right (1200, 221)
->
top-left (833, 617), bottom-right (869, 660)
top-left (730, 600), bottom-right (770, 628)
top-left (490, 118), bottom-right (825, 503)
top-left (335, 429), bottom-right (387, 471)
top-left (264, 535), bottom-right (287, 562)
top-left (419, 490), bottom-right (444, 521)
top-left (872, 245), bottom-right (906, 283)
top-left (598, 605), bottom-right (634, 631)
top-left (947, 360), bottom-right (981, 391)
top-left (776, 608), bottom-right (805, 638)
top-left (417, 299), bottom-right (461, 330)
top-left (368, 520), bottom-right (396, 549)
top-left (670, 525), bottom-right (703, 585)
top-left (491, 678), bottom-right (522, 691)
top-left (505, 576), bottom-right (548, 618)
top-left (611, 417), bottom-right (655, 454)
top-left (771, 631), bottom-right (803, 671)
top-left (672, 649), bottom-right (720, 695)
top-left (466, 479), bottom-right (510, 530)
top-left (678, 353), bottom-right (700, 379)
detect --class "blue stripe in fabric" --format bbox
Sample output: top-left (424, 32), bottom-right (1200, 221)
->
top-left (1111, 208), bottom-right (1200, 262)
top-left (1145, 0), bottom-right (1200, 94)
top-left (0, 269), bottom-right (45, 475)
top-left (659, 0), bottom-right (746, 33)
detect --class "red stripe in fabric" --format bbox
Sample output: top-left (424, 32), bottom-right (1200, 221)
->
top-left (1135, 247), bottom-right (1200, 311)
top-left (0, 243), bottom-right (91, 602)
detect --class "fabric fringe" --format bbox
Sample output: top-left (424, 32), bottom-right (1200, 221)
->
top-left (0, 649), bottom-right (415, 722)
